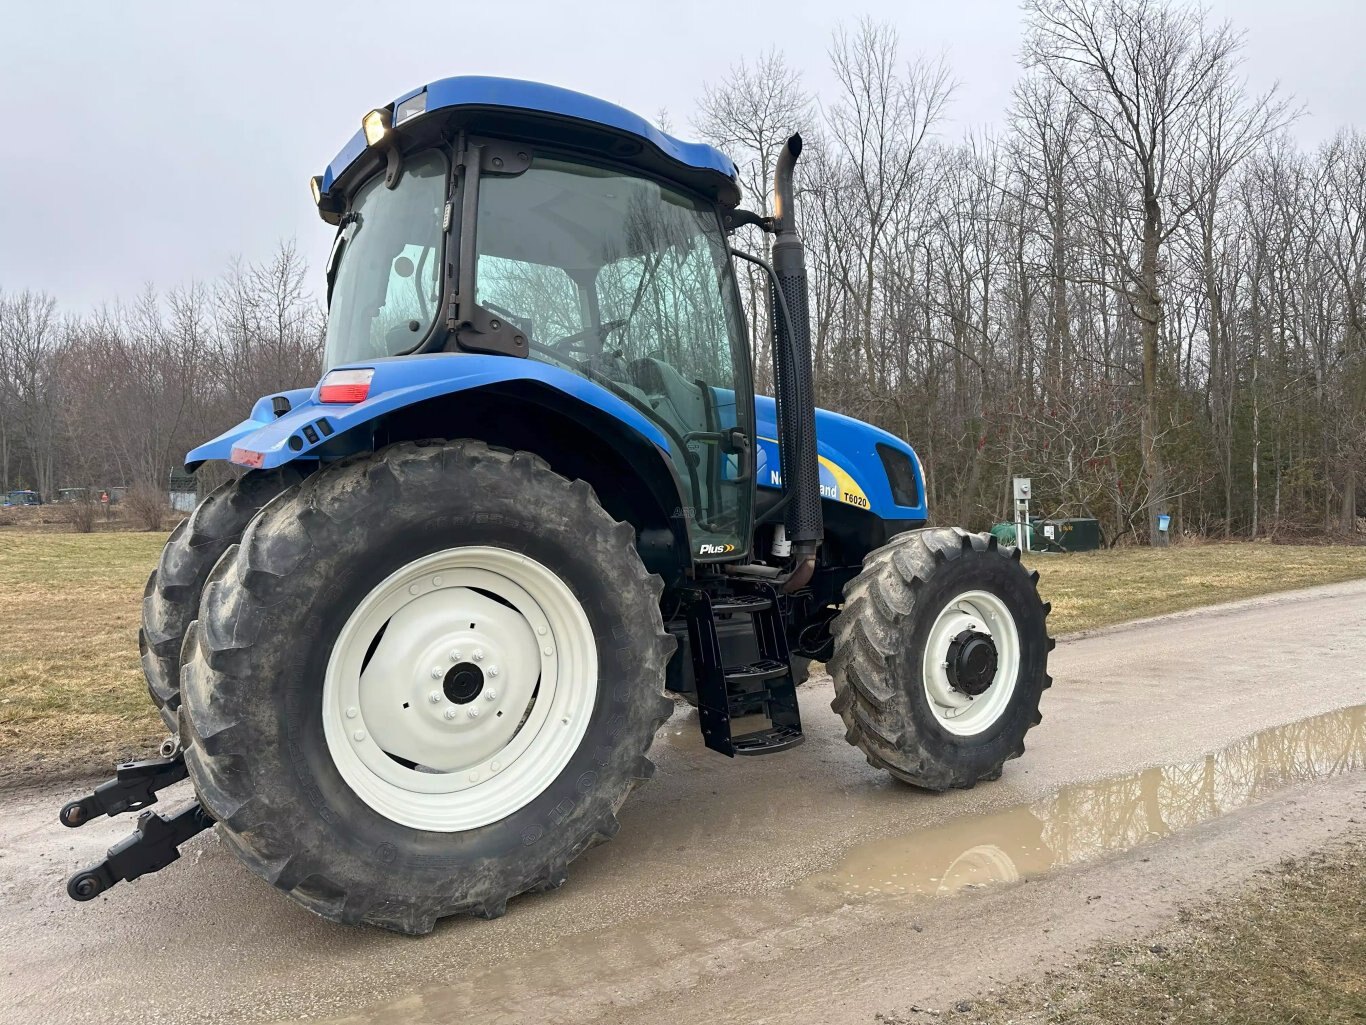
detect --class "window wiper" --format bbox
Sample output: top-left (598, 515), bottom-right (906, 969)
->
top-left (325, 212), bottom-right (362, 305)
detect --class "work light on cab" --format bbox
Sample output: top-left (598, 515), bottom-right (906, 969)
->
top-left (319, 368), bottom-right (373, 403)
top-left (362, 108), bottom-right (391, 147)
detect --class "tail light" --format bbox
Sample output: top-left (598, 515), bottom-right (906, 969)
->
top-left (319, 368), bottom-right (374, 404)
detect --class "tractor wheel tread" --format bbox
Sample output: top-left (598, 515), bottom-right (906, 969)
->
top-left (181, 439), bottom-right (674, 935)
top-left (828, 527), bottom-right (1051, 791)
top-left (141, 466), bottom-right (305, 719)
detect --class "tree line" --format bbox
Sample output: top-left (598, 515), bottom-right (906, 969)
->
top-left (0, 245), bottom-right (322, 515)
top-left (3, 0), bottom-right (1363, 544)
top-left (702, 0), bottom-right (1364, 544)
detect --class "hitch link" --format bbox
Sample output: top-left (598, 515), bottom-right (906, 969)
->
top-left (59, 755), bottom-right (188, 828)
top-left (66, 803), bottom-right (212, 901)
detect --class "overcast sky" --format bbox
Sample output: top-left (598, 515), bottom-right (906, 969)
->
top-left (2, 0), bottom-right (1362, 309)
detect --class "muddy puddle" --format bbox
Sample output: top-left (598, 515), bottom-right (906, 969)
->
top-left (806, 703), bottom-right (1366, 902)
top-left (283, 705), bottom-right (1365, 1024)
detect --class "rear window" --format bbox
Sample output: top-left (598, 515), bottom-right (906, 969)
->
top-left (877, 444), bottom-right (921, 508)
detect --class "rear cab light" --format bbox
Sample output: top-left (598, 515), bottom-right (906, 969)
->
top-left (319, 368), bottom-right (374, 404)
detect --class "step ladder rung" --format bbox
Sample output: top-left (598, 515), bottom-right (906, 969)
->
top-left (733, 724), bottom-right (805, 756)
top-left (681, 583), bottom-right (803, 758)
top-left (723, 658), bottom-right (789, 684)
top-left (710, 593), bottom-right (774, 615)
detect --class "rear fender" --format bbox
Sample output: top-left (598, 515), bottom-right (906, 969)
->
top-left (186, 353), bottom-right (669, 470)
top-left (185, 353), bottom-right (691, 580)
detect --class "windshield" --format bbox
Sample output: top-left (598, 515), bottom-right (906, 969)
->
top-left (323, 150), bottom-right (448, 368)
top-left (475, 156), bottom-right (753, 555)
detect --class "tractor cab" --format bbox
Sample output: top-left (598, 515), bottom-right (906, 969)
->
top-left (314, 78), bottom-right (757, 559)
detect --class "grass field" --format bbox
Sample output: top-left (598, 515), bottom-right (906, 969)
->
top-left (1023, 542), bottom-right (1366, 634)
top-left (0, 532), bottom-right (169, 785)
top-left (2, 531), bottom-right (1365, 784)
top-left (938, 838), bottom-right (1366, 1025)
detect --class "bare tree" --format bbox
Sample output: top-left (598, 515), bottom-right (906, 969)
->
top-left (0, 290), bottom-right (63, 499)
top-left (827, 19), bottom-right (954, 379)
top-left (695, 49), bottom-right (811, 383)
top-left (1023, 0), bottom-right (1292, 545)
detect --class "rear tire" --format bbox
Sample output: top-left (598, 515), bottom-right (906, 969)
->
top-left (139, 467), bottom-right (304, 729)
top-left (829, 528), bottom-right (1052, 790)
top-left (180, 440), bottom-right (674, 934)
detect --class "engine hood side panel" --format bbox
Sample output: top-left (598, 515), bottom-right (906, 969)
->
top-left (752, 394), bottom-right (928, 522)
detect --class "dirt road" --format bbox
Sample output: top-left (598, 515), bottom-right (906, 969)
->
top-left (3, 580), bottom-right (1364, 1025)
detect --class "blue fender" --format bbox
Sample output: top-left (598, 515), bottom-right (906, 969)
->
top-left (187, 354), bottom-right (927, 525)
top-left (186, 353), bottom-right (672, 471)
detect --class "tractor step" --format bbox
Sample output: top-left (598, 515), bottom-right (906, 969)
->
top-left (66, 802), bottom-right (213, 902)
top-left (682, 582), bottom-right (804, 757)
top-left (724, 658), bottom-right (788, 684)
top-left (710, 593), bottom-right (774, 615)
top-left (733, 724), bottom-right (805, 755)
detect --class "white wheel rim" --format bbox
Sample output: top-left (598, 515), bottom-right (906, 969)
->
top-left (921, 589), bottom-right (1020, 737)
top-left (323, 546), bottom-right (597, 832)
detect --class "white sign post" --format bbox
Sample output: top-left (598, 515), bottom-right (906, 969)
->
top-left (1013, 477), bottom-right (1032, 552)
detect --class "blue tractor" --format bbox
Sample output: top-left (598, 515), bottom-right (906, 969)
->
top-left (61, 78), bottom-right (1052, 933)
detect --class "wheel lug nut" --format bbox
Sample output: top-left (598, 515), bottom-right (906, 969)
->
top-left (484, 689), bottom-right (497, 701)
top-left (431, 667), bottom-right (443, 680)
top-left (472, 649), bottom-right (485, 662)
top-left (467, 707), bottom-right (480, 719)
top-left (449, 649), bottom-right (461, 662)
top-left (428, 690), bottom-right (442, 704)
top-left (488, 665), bottom-right (499, 677)
top-left (353, 730), bottom-right (366, 742)
top-left (443, 708), bottom-right (458, 720)
top-left (345, 706), bottom-right (358, 719)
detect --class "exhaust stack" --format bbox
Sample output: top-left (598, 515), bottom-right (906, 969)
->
top-left (769, 134), bottom-right (823, 582)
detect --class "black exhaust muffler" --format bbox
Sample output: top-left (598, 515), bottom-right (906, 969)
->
top-left (769, 134), bottom-right (822, 586)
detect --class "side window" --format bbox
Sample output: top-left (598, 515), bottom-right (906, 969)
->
top-left (375, 243), bottom-right (441, 346)
top-left (597, 236), bottom-right (734, 385)
top-left (476, 256), bottom-right (581, 342)
top-left (474, 156), bottom-right (753, 557)
top-left (323, 150), bottom-right (448, 368)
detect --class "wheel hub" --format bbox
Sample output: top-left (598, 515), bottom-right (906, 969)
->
top-left (921, 590), bottom-right (1022, 737)
top-left (946, 629), bottom-right (998, 696)
top-left (444, 662), bottom-right (485, 704)
top-left (324, 546), bottom-right (598, 832)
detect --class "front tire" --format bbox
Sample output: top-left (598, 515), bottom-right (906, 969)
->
top-left (180, 441), bottom-right (674, 933)
top-left (829, 528), bottom-right (1052, 790)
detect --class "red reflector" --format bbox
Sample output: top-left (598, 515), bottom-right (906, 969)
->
top-left (231, 447), bottom-right (265, 468)
top-left (319, 368), bottom-right (374, 404)
top-left (319, 382), bottom-right (371, 403)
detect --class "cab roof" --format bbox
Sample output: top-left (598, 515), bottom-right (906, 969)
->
top-left (320, 76), bottom-right (742, 208)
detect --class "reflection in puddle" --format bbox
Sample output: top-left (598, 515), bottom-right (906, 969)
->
top-left (808, 704), bottom-right (1366, 901)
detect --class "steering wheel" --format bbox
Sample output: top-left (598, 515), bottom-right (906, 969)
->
top-left (549, 318), bottom-right (629, 353)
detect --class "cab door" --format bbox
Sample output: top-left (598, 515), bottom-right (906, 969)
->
top-left (593, 231), bottom-right (756, 561)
